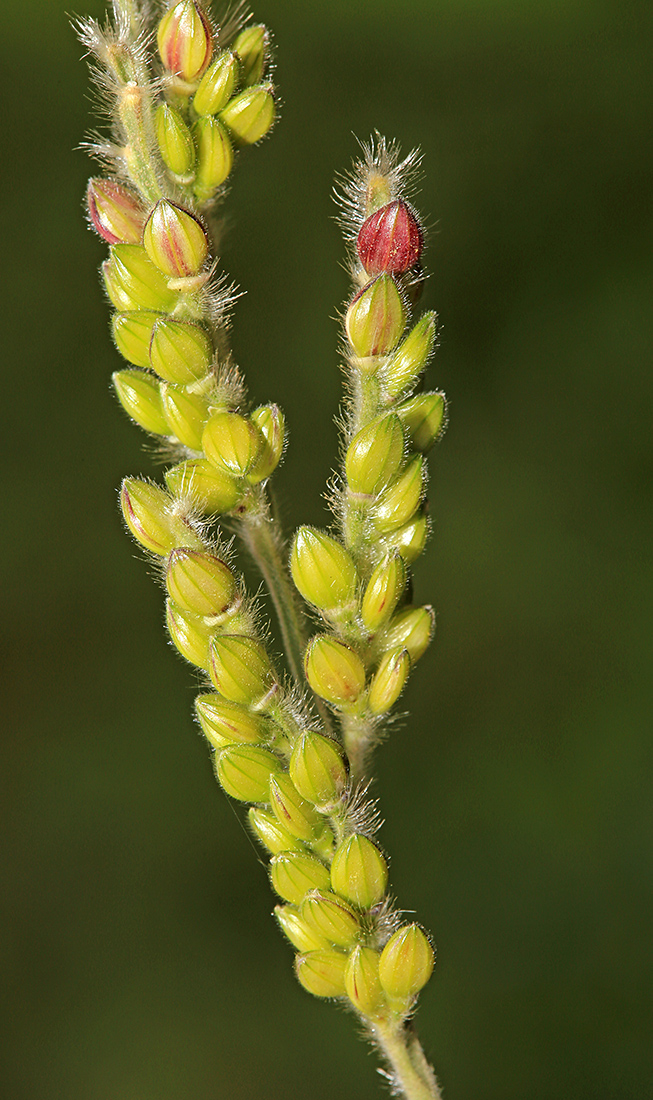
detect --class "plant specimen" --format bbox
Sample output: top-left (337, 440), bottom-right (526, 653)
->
top-left (77, 3), bottom-right (448, 1097)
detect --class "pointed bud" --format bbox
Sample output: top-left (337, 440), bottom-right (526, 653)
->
top-left (120, 478), bottom-right (202, 555)
top-left (86, 178), bottom-right (145, 245)
top-left (300, 891), bottom-right (361, 948)
top-left (361, 553), bottom-right (407, 633)
top-left (304, 635), bottom-right (366, 710)
top-left (111, 310), bottom-right (160, 368)
top-left (155, 104), bottom-right (195, 176)
top-left (386, 512), bottom-right (429, 563)
top-left (202, 411), bottom-right (264, 477)
top-left (193, 49), bottom-right (239, 115)
top-left (149, 318), bottom-right (213, 384)
top-left (161, 384), bottom-right (210, 450)
top-left (215, 745), bottom-right (282, 802)
top-left (270, 852), bottom-right (332, 906)
top-left (269, 773), bottom-right (322, 843)
top-left (112, 369), bottom-right (169, 435)
top-left (247, 404), bottom-right (285, 483)
top-left (378, 924), bottom-right (434, 1001)
top-left (166, 548), bottom-right (237, 618)
top-left (345, 414), bottom-right (405, 496)
top-left (103, 245), bottom-right (178, 312)
top-left (166, 599), bottom-right (212, 667)
top-left (295, 949), bottom-right (347, 999)
top-left (397, 392), bottom-right (447, 452)
top-left (195, 694), bottom-right (269, 749)
top-left (143, 200), bottom-right (209, 278)
top-left (372, 456), bottom-right (426, 534)
top-left (330, 834), bottom-right (388, 909)
top-left (193, 116), bottom-right (234, 202)
top-left (220, 83), bottom-right (275, 145)
top-left (165, 458), bottom-right (242, 514)
top-left (368, 647), bottom-right (410, 715)
top-left (209, 635), bottom-right (276, 707)
top-left (345, 945), bottom-right (385, 1018)
top-left (290, 527), bottom-right (358, 612)
top-left (249, 808), bottom-right (304, 855)
top-left (157, 0), bottom-right (213, 81)
top-left (275, 905), bottom-right (331, 953)
top-left (384, 605), bottom-right (434, 663)
top-left (345, 275), bottom-right (406, 358)
top-left (289, 732), bottom-right (348, 808)
top-left (379, 312), bottom-right (436, 400)
top-left (357, 199), bottom-right (423, 276)
top-left (233, 24), bottom-right (267, 86)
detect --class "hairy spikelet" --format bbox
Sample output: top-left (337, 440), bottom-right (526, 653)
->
top-left (334, 134), bottom-right (423, 248)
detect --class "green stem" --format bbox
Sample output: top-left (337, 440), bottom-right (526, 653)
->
top-left (337, 367), bottom-right (389, 771)
top-left (238, 502), bottom-right (306, 688)
top-left (370, 1020), bottom-right (442, 1100)
top-left (238, 498), bottom-right (337, 737)
top-left (341, 712), bottom-right (377, 782)
top-left (113, 0), bottom-right (143, 37)
top-left (101, 2), bottom-right (164, 205)
top-left (407, 1028), bottom-right (443, 1097)
top-left (358, 370), bottom-right (382, 428)
top-left (119, 80), bottom-right (164, 204)
top-left (342, 367), bottom-right (384, 581)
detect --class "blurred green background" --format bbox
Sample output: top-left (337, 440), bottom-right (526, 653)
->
top-left (2, 0), bottom-right (652, 1097)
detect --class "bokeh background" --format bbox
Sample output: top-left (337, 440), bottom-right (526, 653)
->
top-left (2, 0), bottom-right (652, 1097)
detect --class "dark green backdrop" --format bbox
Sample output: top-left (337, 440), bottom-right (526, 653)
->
top-left (2, 1), bottom-right (652, 1097)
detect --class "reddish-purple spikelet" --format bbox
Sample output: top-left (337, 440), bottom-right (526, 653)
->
top-left (157, 1), bottom-right (213, 81)
top-left (87, 178), bottom-right (146, 245)
top-left (144, 200), bottom-right (209, 277)
top-left (356, 199), bottom-right (423, 275)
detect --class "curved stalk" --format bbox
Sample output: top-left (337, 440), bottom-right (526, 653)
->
top-left (237, 494), bottom-right (336, 738)
top-left (371, 1020), bottom-right (442, 1100)
top-left (237, 499), bottom-right (307, 688)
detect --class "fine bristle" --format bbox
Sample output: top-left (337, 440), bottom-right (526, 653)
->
top-left (334, 133), bottom-right (423, 246)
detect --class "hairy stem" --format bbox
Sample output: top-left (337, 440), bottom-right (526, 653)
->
top-left (341, 712), bottom-right (377, 782)
top-left (113, 0), bottom-right (143, 36)
top-left (118, 80), bottom-right (164, 204)
top-left (238, 502), bottom-right (306, 687)
top-left (371, 1020), bottom-right (442, 1100)
top-left (341, 366), bottom-right (386, 586)
top-left (357, 370), bottom-right (382, 430)
top-left (238, 493), bottom-right (338, 737)
top-left (107, 7), bottom-right (164, 204)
